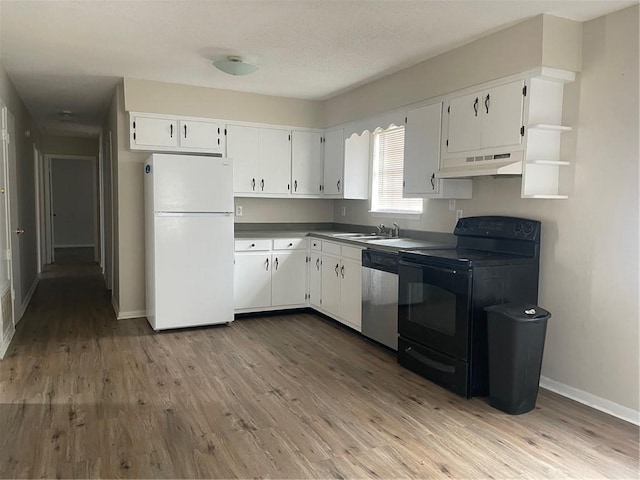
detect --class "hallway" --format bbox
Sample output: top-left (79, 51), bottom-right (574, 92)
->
top-left (0, 259), bottom-right (638, 478)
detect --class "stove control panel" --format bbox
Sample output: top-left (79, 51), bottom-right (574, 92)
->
top-left (455, 216), bottom-right (541, 242)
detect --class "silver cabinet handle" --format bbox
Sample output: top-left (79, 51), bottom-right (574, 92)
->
top-left (184, 124), bottom-right (187, 138)
top-left (265, 258), bottom-right (269, 271)
top-left (252, 178), bottom-right (256, 191)
top-left (294, 180), bottom-right (297, 192)
top-left (336, 179), bottom-right (341, 192)
top-left (170, 124), bottom-right (174, 137)
top-left (260, 179), bottom-right (265, 191)
top-left (341, 265), bottom-right (345, 279)
top-left (274, 257), bottom-right (279, 270)
top-left (316, 258), bottom-right (320, 270)
top-left (484, 93), bottom-right (490, 114)
top-left (335, 263), bottom-right (339, 276)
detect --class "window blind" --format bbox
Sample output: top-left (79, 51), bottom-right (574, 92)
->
top-left (371, 126), bottom-right (423, 214)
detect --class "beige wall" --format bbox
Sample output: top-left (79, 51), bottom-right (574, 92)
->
top-left (124, 78), bottom-right (325, 128)
top-left (0, 66), bottom-right (43, 316)
top-left (42, 135), bottom-right (98, 157)
top-left (333, 6), bottom-right (639, 415)
top-left (234, 198), bottom-right (333, 224)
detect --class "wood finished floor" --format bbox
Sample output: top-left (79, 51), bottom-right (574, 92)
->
top-left (1, 262), bottom-right (638, 479)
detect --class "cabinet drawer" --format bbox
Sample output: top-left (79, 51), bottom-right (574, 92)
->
top-left (310, 238), bottom-right (322, 251)
top-left (273, 238), bottom-right (308, 250)
top-left (341, 245), bottom-right (364, 261)
top-left (235, 239), bottom-right (272, 252)
top-left (322, 241), bottom-right (342, 256)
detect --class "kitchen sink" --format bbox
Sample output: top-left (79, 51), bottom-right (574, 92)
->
top-left (365, 238), bottom-right (440, 248)
top-left (330, 233), bottom-right (367, 238)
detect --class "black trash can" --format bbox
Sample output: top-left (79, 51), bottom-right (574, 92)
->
top-left (485, 304), bottom-right (551, 415)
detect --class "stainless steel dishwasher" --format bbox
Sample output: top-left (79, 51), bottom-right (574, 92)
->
top-left (362, 249), bottom-right (399, 351)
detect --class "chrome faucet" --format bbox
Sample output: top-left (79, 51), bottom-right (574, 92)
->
top-left (392, 222), bottom-right (400, 238)
top-left (376, 223), bottom-right (386, 236)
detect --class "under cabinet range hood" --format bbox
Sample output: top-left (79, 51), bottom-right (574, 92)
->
top-left (436, 151), bottom-right (524, 178)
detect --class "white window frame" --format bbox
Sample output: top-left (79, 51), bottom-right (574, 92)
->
top-left (369, 126), bottom-right (423, 217)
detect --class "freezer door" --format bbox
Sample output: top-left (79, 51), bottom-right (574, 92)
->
top-left (150, 154), bottom-right (233, 213)
top-left (153, 213), bottom-right (234, 329)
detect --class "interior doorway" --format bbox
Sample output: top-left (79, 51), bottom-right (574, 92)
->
top-left (41, 155), bottom-right (98, 266)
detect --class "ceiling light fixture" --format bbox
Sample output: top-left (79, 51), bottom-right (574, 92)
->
top-left (213, 56), bottom-right (258, 76)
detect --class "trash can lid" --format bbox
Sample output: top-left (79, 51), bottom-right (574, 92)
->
top-left (484, 303), bottom-right (551, 321)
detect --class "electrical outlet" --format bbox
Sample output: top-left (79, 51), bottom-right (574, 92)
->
top-left (456, 209), bottom-right (463, 221)
top-left (341, 206), bottom-right (346, 217)
top-left (449, 200), bottom-right (456, 211)
top-left (235, 205), bottom-right (243, 216)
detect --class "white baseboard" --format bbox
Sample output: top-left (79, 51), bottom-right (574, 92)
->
top-left (54, 244), bottom-right (95, 248)
top-left (540, 376), bottom-right (640, 426)
top-left (15, 277), bottom-right (38, 324)
top-left (0, 326), bottom-right (15, 359)
top-left (111, 295), bottom-right (145, 320)
top-left (117, 310), bottom-right (146, 320)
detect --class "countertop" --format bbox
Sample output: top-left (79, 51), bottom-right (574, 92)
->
top-left (235, 228), bottom-right (456, 253)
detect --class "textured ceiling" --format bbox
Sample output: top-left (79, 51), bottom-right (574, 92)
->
top-left (0, 0), bottom-right (635, 136)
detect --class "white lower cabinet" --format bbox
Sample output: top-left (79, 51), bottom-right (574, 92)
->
top-left (234, 238), bottom-right (308, 313)
top-left (316, 239), bottom-right (363, 331)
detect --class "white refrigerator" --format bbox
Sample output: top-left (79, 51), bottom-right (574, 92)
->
top-left (144, 153), bottom-right (234, 330)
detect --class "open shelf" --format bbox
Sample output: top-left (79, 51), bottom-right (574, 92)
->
top-left (528, 123), bottom-right (573, 132)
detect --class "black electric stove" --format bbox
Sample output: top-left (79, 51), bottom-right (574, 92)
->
top-left (397, 216), bottom-right (541, 398)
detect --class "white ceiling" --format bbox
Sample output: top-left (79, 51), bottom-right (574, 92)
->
top-left (0, 0), bottom-right (635, 137)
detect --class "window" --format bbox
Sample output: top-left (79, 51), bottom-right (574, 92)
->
top-left (370, 126), bottom-right (423, 214)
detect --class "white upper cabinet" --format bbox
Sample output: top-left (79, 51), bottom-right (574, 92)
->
top-left (291, 130), bottom-right (323, 196)
top-left (130, 113), bottom-right (223, 154)
top-left (446, 79), bottom-right (525, 154)
top-left (227, 124), bottom-right (260, 194)
top-left (322, 128), bottom-right (344, 196)
top-left (403, 102), bottom-right (472, 199)
top-left (227, 124), bottom-right (291, 196)
top-left (179, 119), bottom-right (222, 151)
top-left (259, 127), bottom-right (291, 195)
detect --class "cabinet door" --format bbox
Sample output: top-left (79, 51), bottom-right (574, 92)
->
top-left (323, 129), bottom-right (344, 196)
top-left (260, 128), bottom-right (291, 195)
top-left (481, 80), bottom-right (525, 149)
top-left (321, 254), bottom-right (341, 316)
top-left (233, 253), bottom-right (271, 310)
top-left (447, 92), bottom-right (482, 154)
top-left (227, 125), bottom-right (260, 194)
top-left (339, 258), bottom-right (362, 331)
top-left (309, 253), bottom-right (322, 309)
top-left (404, 103), bottom-right (442, 195)
top-left (291, 130), bottom-right (323, 196)
top-left (271, 251), bottom-right (308, 307)
top-left (133, 116), bottom-right (179, 148)
top-left (179, 120), bottom-right (222, 152)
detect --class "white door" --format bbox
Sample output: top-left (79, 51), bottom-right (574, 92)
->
top-left (151, 154), bottom-right (233, 212)
top-left (447, 91), bottom-right (482, 154)
top-left (227, 124), bottom-right (260, 194)
top-left (154, 213), bottom-right (234, 329)
top-left (481, 80), bottom-right (525, 149)
top-left (133, 116), bottom-right (179, 148)
top-left (339, 258), bottom-right (362, 330)
top-left (179, 120), bottom-right (222, 152)
top-left (309, 253), bottom-right (322, 308)
top-left (271, 251), bottom-right (307, 307)
top-left (5, 110), bottom-right (20, 323)
top-left (233, 253), bottom-right (272, 310)
top-left (403, 103), bottom-right (442, 196)
top-left (291, 130), bottom-right (322, 195)
top-left (260, 127), bottom-right (291, 195)
top-left (320, 254), bottom-right (341, 316)
top-left (0, 102), bottom-right (14, 341)
top-left (322, 129), bottom-right (344, 196)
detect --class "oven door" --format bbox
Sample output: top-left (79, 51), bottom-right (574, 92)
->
top-left (398, 260), bottom-right (472, 360)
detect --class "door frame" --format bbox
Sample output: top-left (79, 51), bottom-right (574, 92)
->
top-left (41, 154), bottom-right (98, 264)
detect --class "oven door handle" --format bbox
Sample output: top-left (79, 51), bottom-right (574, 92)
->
top-left (404, 346), bottom-right (456, 373)
top-left (399, 261), bottom-right (460, 276)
